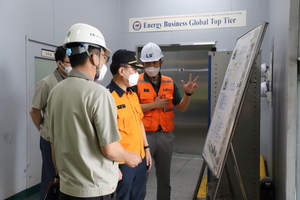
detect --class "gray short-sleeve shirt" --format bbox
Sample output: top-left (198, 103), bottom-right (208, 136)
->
top-left (44, 69), bottom-right (121, 197)
top-left (31, 69), bottom-right (63, 139)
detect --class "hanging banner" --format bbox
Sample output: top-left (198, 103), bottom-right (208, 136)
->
top-left (129, 10), bottom-right (246, 33)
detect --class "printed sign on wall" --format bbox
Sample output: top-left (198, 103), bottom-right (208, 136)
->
top-left (129, 10), bottom-right (246, 33)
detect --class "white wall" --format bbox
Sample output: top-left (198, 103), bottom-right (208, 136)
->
top-left (268, 0), bottom-right (299, 199)
top-left (0, 0), bottom-right (298, 199)
top-left (119, 0), bottom-right (270, 61)
top-left (119, 0), bottom-right (298, 199)
top-left (0, 1), bottom-right (120, 199)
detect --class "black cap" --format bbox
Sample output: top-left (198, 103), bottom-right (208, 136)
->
top-left (111, 49), bottom-right (143, 69)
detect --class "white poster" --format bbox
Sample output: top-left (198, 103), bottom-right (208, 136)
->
top-left (202, 22), bottom-right (268, 178)
top-left (129, 10), bottom-right (246, 33)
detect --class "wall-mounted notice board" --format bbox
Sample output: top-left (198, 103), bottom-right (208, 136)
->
top-left (202, 21), bottom-right (268, 178)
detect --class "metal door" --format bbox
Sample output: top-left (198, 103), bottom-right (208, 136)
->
top-left (35, 58), bottom-right (57, 84)
top-left (26, 38), bottom-right (57, 190)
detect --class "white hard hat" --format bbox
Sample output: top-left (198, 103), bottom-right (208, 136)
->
top-left (140, 42), bottom-right (164, 62)
top-left (64, 23), bottom-right (111, 56)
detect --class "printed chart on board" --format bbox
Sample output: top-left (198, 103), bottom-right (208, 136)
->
top-left (202, 22), bottom-right (268, 178)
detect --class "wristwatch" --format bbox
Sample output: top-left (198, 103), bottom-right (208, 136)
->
top-left (185, 92), bottom-right (193, 96)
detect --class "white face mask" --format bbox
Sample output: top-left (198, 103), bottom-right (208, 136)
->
top-left (64, 66), bottom-right (72, 75)
top-left (124, 72), bottom-right (139, 87)
top-left (145, 66), bottom-right (159, 77)
top-left (61, 62), bottom-right (72, 75)
top-left (95, 64), bottom-right (107, 82)
top-left (94, 55), bottom-right (107, 82)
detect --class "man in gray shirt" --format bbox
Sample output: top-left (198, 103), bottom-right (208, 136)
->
top-left (30, 45), bottom-right (71, 200)
top-left (44, 23), bottom-right (141, 200)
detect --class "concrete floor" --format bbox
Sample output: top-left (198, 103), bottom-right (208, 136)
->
top-left (146, 152), bottom-right (203, 200)
top-left (27, 152), bottom-right (203, 200)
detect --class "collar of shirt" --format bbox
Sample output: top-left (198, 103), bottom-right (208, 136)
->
top-left (143, 72), bottom-right (162, 93)
top-left (68, 69), bottom-right (94, 81)
top-left (107, 80), bottom-right (133, 97)
top-left (53, 69), bottom-right (65, 82)
top-left (143, 72), bottom-right (162, 82)
top-left (55, 68), bottom-right (66, 80)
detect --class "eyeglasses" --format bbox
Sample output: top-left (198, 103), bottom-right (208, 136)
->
top-left (101, 54), bottom-right (110, 63)
top-left (92, 53), bottom-right (110, 64)
top-left (62, 60), bottom-right (71, 64)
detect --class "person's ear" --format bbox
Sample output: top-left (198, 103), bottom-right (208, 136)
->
top-left (57, 60), bottom-right (63, 68)
top-left (118, 66), bottom-right (125, 76)
top-left (160, 60), bottom-right (164, 65)
top-left (91, 54), bottom-right (100, 66)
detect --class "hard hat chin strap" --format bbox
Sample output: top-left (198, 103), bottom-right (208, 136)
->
top-left (95, 65), bottom-right (100, 80)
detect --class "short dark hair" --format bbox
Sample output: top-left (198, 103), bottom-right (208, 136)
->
top-left (110, 63), bottom-right (128, 75)
top-left (54, 46), bottom-right (66, 62)
top-left (66, 43), bottom-right (101, 68)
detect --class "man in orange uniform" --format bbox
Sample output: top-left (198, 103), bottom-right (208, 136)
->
top-left (134, 42), bottom-right (199, 200)
top-left (107, 49), bottom-right (152, 200)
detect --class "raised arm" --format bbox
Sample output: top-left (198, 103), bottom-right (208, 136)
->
top-left (176, 73), bottom-right (199, 112)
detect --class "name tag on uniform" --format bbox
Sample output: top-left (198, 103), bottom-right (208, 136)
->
top-left (144, 89), bottom-right (149, 92)
top-left (117, 104), bottom-right (126, 109)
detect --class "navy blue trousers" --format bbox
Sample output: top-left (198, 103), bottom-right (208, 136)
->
top-left (40, 136), bottom-right (56, 200)
top-left (117, 158), bottom-right (146, 200)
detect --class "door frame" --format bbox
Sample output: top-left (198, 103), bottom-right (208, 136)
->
top-left (25, 36), bottom-right (57, 189)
